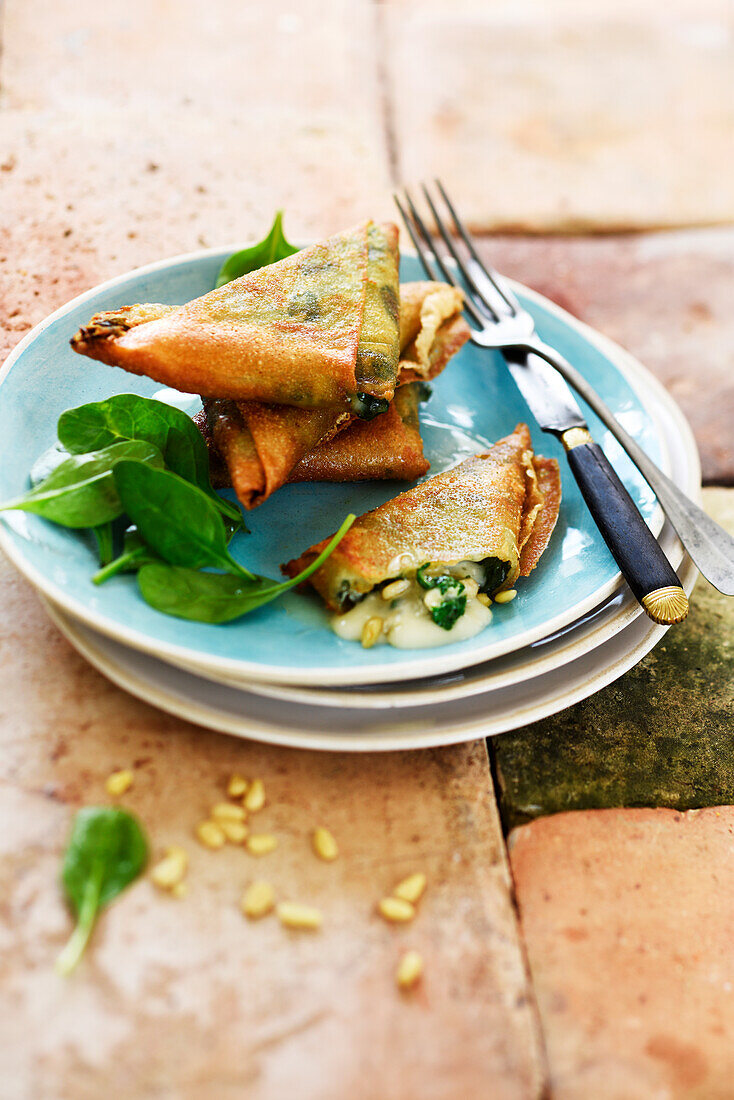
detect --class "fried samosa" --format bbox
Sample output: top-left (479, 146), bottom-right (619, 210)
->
top-left (203, 282), bottom-right (469, 507)
top-left (282, 424), bottom-right (561, 649)
top-left (71, 222), bottom-right (401, 414)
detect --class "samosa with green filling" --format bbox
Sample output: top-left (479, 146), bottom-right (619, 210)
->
top-left (282, 425), bottom-right (561, 649)
top-left (71, 222), bottom-right (401, 415)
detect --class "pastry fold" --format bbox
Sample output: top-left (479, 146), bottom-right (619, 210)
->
top-left (203, 281), bottom-right (469, 508)
top-left (71, 221), bottom-right (401, 412)
top-left (282, 424), bottom-right (561, 611)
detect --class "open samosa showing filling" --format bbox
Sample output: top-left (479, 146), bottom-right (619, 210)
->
top-left (71, 221), bottom-right (401, 414)
top-left (201, 281), bottom-right (469, 508)
top-left (282, 425), bottom-right (561, 649)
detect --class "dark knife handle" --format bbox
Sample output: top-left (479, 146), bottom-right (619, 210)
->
top-left (561, 428), bottom-right (688, 624)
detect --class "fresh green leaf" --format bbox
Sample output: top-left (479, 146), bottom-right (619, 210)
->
top-left (30, 441), bottom-right (72, 486)
top-left (137, 513), bottom-right (356, 623)
top-left (0, 440), bottom-right (164, 528)
top-left (429, 591), bottom-right (467, 630)
top-left (56, 806), bottom-right (148, 976)
top-left (215, 211), bottom-right (299, 289)
top-left (92, 522), bottom-right (114, 566)
top-left (57, 393), bottom-right (244, 527)
top-left (92, 528), bottom-right (160, 585)
top-left (113, 462), bottom-right (255, 579)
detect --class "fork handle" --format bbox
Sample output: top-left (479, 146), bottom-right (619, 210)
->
top-left (561, 428), bottom-right (688, 625)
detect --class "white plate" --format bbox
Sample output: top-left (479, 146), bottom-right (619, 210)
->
top-left (43, 545), bottom-right (697, 753)
top-left (150, 343), bottom-right (699, 707)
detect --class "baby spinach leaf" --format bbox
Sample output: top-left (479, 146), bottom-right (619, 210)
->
top-left (56, 806), bottom-right (148, 976)
top-left (92, 522), bottom-right (115, 566)
top-left (30, 441), bottom-right (71, 486)
top-left (0, 440), bottom-right (164, 528)
top-left (215, 211), bottom-right (299, 288)
top-left (113, 462), bottom-right (256, 579)
top-left (57, 394), bottom-right (243, 527)
top-left (137, 512), bottom-right (355, 623)
top-left (429, 591), bottom-right (467, 631)
top-left (92, 528), bottom-right (160, 585)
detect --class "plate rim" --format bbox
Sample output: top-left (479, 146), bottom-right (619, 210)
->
top-left (40, 551), bottom-right (698, 752)
top-left (0, 248), bottom-right (680, 686)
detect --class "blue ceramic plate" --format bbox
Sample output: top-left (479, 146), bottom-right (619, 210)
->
top-left (0, 250), bottom-right (667, 686)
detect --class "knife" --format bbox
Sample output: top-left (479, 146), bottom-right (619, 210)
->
top-left (504, 349), bottom-right (689, 625)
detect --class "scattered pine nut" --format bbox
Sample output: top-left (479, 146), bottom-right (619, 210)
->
top-left (277, 902), bottom-right (323, 930)
top-left (246, 833), bottom-right (278, 856)
top-left (494, 589), bottom-right (517, 604)
top-left (476, 593), bottom-right (491, 607)
top-left (382, 578), bottom-right (410, 601)
top-left (195, 820), bottom-right (226, 850)
top-left (378, 896), bottom-right (416, 923)
top-left (241, 880), bottom-right (275, 919)
top-left (312, 827), bottom-right (339, 862)
top-left (361, 616), bottom-right (383, 648)
top-left (211, 801), bottom-right (247, 823)
top-left (150, 846), bottom-right (188, 891)
top-left (393, 872), bottom-right (427, 905)
top-left (227, 773), bottom-right (249, 798)
top-left (220, 820), bottom-right (248, 844)
top-left (105, 769), bottom-right (133, 797)
top-left (396, 950), bottom-right (423, 990)
top-left (244, 778), bottom-right (266, 813)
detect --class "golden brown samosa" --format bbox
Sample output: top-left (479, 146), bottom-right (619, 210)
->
top-left (71, 222), bottom-right (401, 414)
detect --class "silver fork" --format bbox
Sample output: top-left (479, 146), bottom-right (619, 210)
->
top-left (395, 180), bottom-right (734, 601)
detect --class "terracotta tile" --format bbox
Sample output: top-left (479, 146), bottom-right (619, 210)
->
top-left (0, 553), bottom-right (545, 1099)
top-left (494, 488), bottom-right (734, 830)
top-left (509, 806), bottom-right (734, 1099)
top-left (385, 0), bottom-right (734, 231)
top-left (474, 231), bottom-right (734, 484)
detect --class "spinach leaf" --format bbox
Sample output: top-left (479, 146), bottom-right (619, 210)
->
top-left (479, 556), bottom-right (510, 595)
top-left (92, 522), bottom-right (115, 566)
top-left (30, 441), bottom-right (71, 486)
top-left (215, 211), bottom-right (299, 288)
top-left (57, 394), bottom-right (244, 528)
top-left (113, 462), bottom-right (256, 579)
top-left (416, 563), bottom-right (468, 630)
top-left (92, 528), bottom-right (160, 585)
top-left (137, 512), bottom-right (355, 623)
top-left (56, 806), bottom-right (148, 975)
top-left (0, 440), bottom-right (164, 528)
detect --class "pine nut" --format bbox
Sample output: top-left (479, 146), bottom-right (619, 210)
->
top-left (462, 578), bottom-right (479, 598)
top-left (477, 593), bottom-right (491, 607)
top-left (361, 616), bottom-right (384, 648)
top-left (211, 801), bottom-right (246, 823)
top-left (171, 882), bottom-right (188, 899)
top-left (378, 897), bottom-right (416, 923)
top-left (195, 820), bottom-right (226, 850)
top-left (220, 820), bottom-right (248, 844)
top-left (150, 846), bottom-right (188, 890)
top-left (244, 778), bottom-right (266, 813)
top-left (246, 833), bottom-right (278, 856)
top-left (227, 773), bottom-right (249, 798)
top-left (396, 950), bottom-right (423, 990)
top-left (105, 769), bottom-right (133, 797)
top-left (312, 826), bottom-right (339, 862)
top-left (277, 902), bottom-right (323, 930)
top-left (423, 587), bottom-right (444, 609)
top-left (393, 872), bottom-right (427, 904)
top-left (382, 578), bottom-right (410, 600)
top-left (241, 880), bottom-right (275, 919)
top-left (494, 589), bottom-right (517, 604)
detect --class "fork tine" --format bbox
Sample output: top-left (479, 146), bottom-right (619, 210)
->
top-left (434, 178), bottom-right (522, 314)
top-left (394, 191), bottom-right (485, 327)
top-left (420, 183), bottom-right (504, 320)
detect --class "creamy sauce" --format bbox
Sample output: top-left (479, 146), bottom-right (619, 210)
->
top-left (330, 560), bottom-right (493, 649)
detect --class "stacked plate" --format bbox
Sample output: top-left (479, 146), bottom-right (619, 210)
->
top-left (0, 250), bottom-right (699, 752)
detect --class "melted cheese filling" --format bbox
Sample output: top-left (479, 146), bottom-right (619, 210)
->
top-left (330, 560), bottom-right (493, 649)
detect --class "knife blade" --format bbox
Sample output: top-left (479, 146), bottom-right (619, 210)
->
top-left (503, 349), bottom-right (588, 433)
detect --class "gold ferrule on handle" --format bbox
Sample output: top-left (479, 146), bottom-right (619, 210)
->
top-left (561, 427), bottom-right (593, 451)
top-left (641, 586), bottom-right (689, 625)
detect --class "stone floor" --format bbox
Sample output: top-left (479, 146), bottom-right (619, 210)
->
top-left (1, 2), bottom-right (733, 1097)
